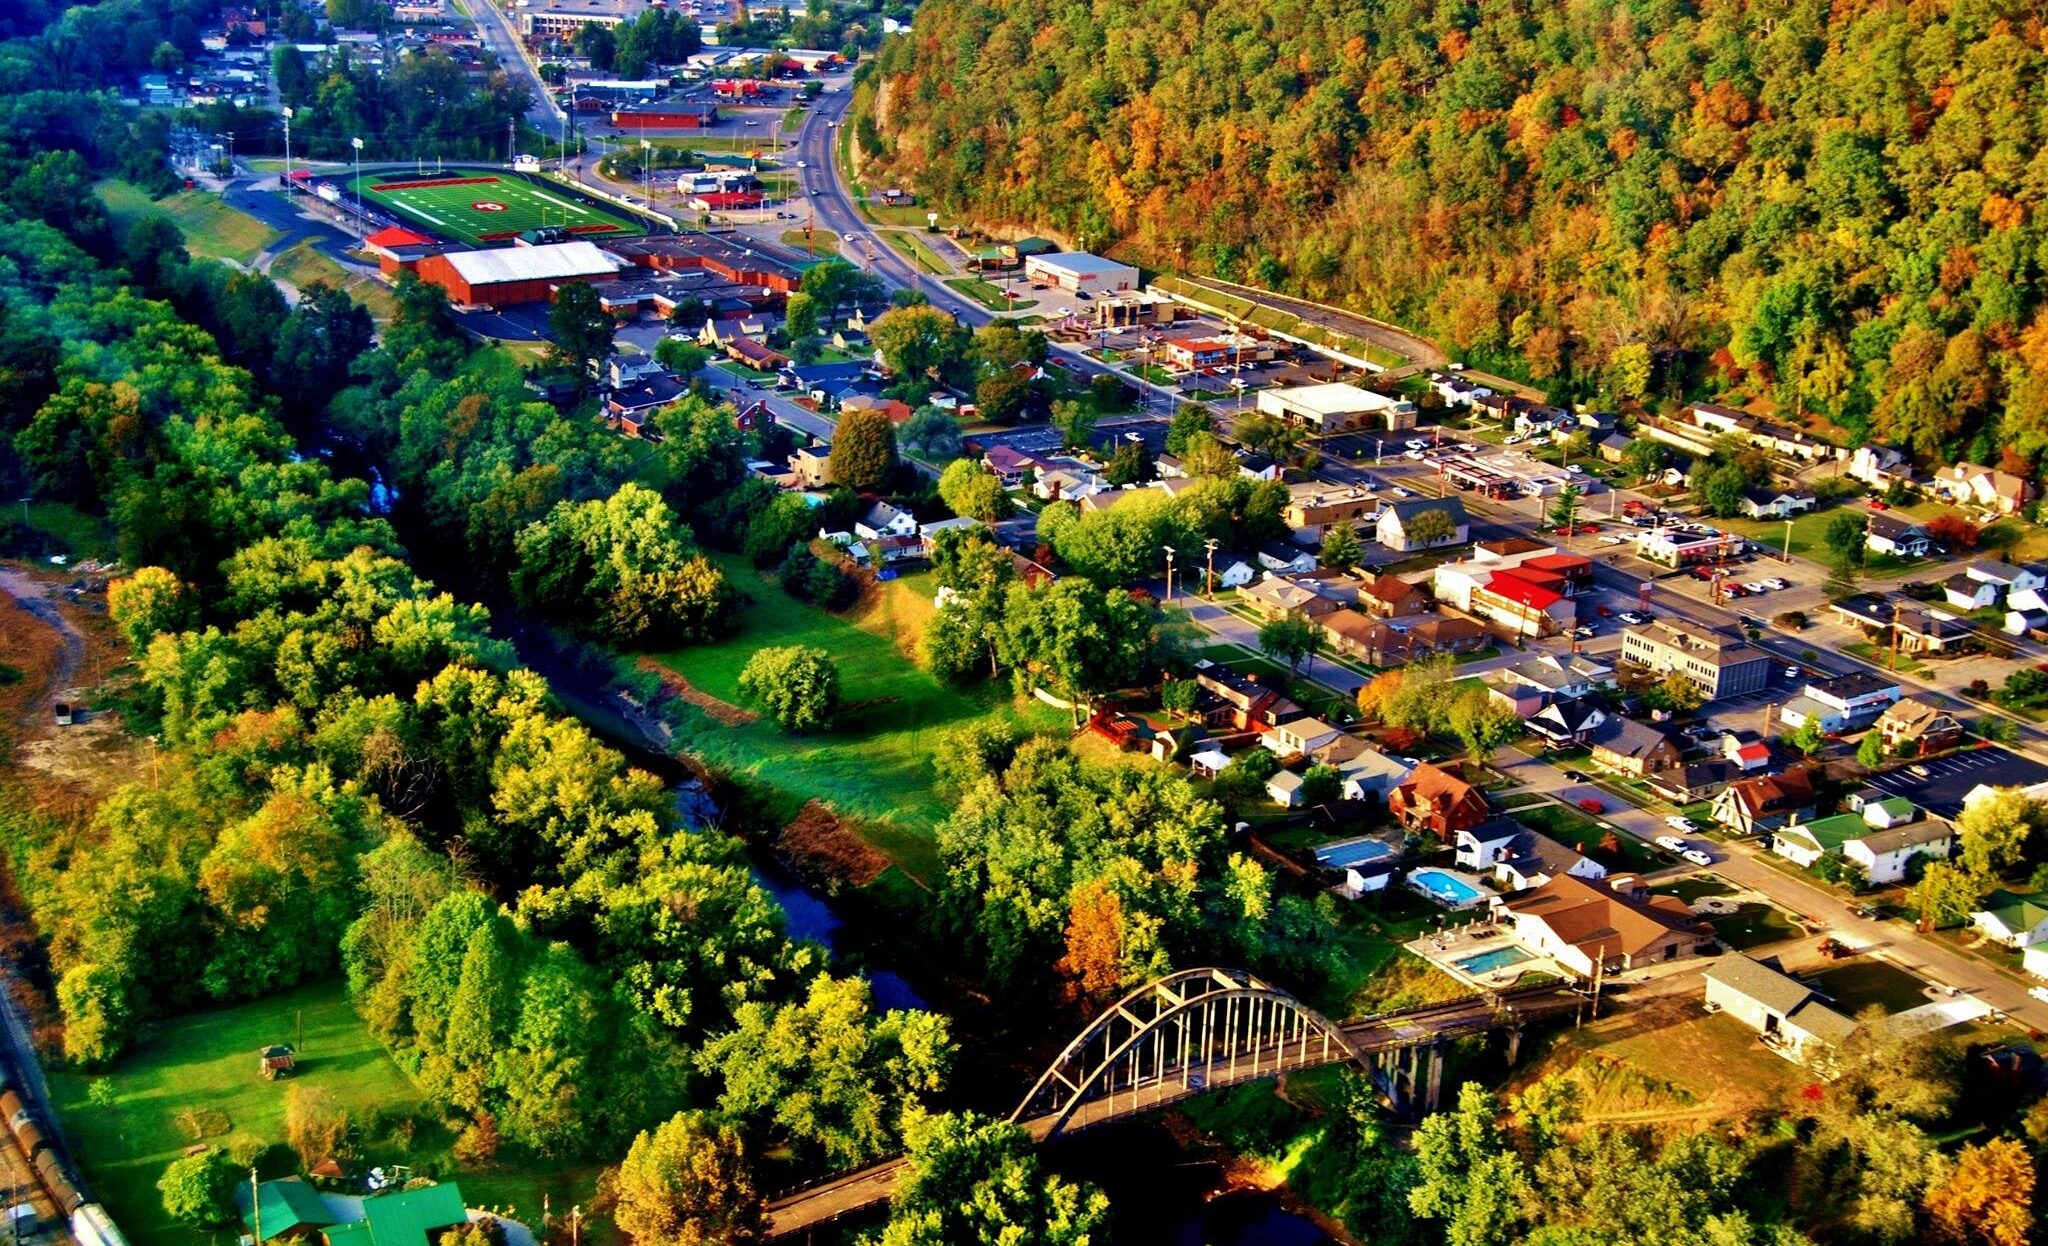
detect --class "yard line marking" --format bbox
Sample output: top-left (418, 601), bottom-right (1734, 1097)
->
top-left (533, 191), bottom-right (591, 215)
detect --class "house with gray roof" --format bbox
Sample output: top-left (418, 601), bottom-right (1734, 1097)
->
top-left (1704, 954), bottom-right (1859, 1065)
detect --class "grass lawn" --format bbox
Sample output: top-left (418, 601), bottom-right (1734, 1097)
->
top-left (268, 241), bottom-right (399, 321)
top-left (943, 276), bottom-right (1036, 313)
top-left (1841, 641), bottom-right (1929, 677)
top-left (1805, 959), bottom-right (1929, 1015)
top-left (1541, 999), bottom-right (1805, 1117)
top-left (20, 501), bottom-right (114, 560)
top-left (1713, 505), bottom-right (1846, 562)
top-left (1711, 902), bottom-right (1803, 950)
top-left (779, 228), bottom-right (836, 259)
top-left (653, 556), bottom-right (1069, 881)
top-left (49, 980), bottom-right (605, 1246)
top-left (95, 179), bottom-right (283, 265)
top-left (1651, 876), bottom-right (1737, 903)
top-left (348, 168), bottom-right (643, 248)
top-left (879, 230), bottom-right (947, 275)
top-left (1513, 801), bottom-right (1671, 874)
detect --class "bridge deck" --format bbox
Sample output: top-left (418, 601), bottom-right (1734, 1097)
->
top-left (763, 986), bottom-right (1579, 1238)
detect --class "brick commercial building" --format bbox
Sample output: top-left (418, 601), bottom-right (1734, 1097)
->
top-left (610, 101), bottom-right (721, 129)
top-left (414, 240), bottom-right (621, 309)
top-left (1620, 618), bottom-right (1773, 701)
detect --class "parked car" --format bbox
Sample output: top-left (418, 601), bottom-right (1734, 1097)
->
top-left (1664, 815), bottom-right (1698, 833)
top-left (1681, 847), bottom-right (1714, 867)
top-left (1654, 835), bottom-right (1688, 852)
top-left (1784, 665), bottom-right (1801, 679)
top-left (1762, 578), bottom-right (1789, 590)
top-left (1868, 499), bottom-right (1889, 510)
top-left (1561, 769), bottom-right (1587, 781)
top-left (1596, 605), bottom-right (1614, 618)
top-left (1617, 610), bottom-right (1649, 624)
top-left (1576, 797), bottom-right (1606, 814)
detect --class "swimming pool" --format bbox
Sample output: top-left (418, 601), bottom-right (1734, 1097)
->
top-left (1409, 869), bottom-right (1486, 907)
top-left (1453, 945), bottom-right (1535, 976)
top-left (1314, 837), bottom-right (1397, 870)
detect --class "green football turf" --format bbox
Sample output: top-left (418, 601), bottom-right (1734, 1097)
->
top-left (348, 168), bottom-right (644, 247)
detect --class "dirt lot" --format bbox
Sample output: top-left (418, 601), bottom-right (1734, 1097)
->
top-left (0, 566), bottom-right (140, 806)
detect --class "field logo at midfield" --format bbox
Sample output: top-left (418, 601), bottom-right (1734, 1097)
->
top-left (472, 201), bottom-right (510, 212)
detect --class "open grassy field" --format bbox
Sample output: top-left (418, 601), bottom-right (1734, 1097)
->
top-left (348, 169), bottom-right (642, 247)
top-left (48, 981), bottom-right (605, 1246)
top-left (879, 230), bottom-right (947, 274)
top-left (1711, 902), bottom-right (1803, 950)
top-left (1805, 958), bottom-right (1929, 1015)
top-left (268, 241), bottom-right (400, 321)
top-left (943, 276), bottom-right (1036, 312)
top-left (95, 179), bottom-right (283, 265)
top-left (652, 556), bottom-right (1069, 881)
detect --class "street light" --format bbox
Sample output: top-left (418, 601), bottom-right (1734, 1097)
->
top-left (351, 135), bottom-right (364, 216)
top-left (641, 138), bottom-right (652, 207)
top-left (281, 106), bottom-right (293, 193)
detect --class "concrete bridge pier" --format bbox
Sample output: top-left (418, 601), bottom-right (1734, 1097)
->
top-left (1423, 1040), bottom-right (1445, 1114)
top-left (1506, 1025), bottom-right (1523, 1066)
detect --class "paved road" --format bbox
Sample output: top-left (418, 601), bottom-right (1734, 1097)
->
top-left (467, 0), bottom-right (563, 133)
top-left (1184, 273), bottom-right (1446, 369)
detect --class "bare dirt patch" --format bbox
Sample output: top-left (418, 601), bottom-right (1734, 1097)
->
top-left (775, 800), bottom-right (891, 888)
top-left (634, 656), bottom-right (759, 725)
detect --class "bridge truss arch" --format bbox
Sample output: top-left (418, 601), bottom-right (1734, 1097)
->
top-left (1011, 967), bottom-right (1362, 1141)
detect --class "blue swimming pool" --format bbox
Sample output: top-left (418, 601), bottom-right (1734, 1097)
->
top-left (1409, 869), bottom-right (1486, 907)
top-left (1454, 945), bottom-right (1535, 975)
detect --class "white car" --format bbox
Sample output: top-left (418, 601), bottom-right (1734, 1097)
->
top-left (1743, 582), bottom-right (1767, 593)
top-left (1681, 848), bottom-right (1714, 867)
top-left (797, 160), bottom-right (807, 168)
top-left (1404, 449), bottom-right (1426, 460)
top-left (1598, 535), bottom-right (1627, 545)
top-left (1504, 434), bottom-right (1527, 445)
top-left (843, 232), bottom-right (858, 241)
top-left (1389, 486), bottom-right (1413, 498)
top-left (1763, 578), bottom-right (1789, 590)
top-left (1664, 815), bottom-right (1698, 833)
top-left (1654, 835), bottom-right (1687, 853)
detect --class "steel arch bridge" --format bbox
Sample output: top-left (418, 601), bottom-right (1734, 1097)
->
top-left (1010, 967), bottom-right (1362, 1141)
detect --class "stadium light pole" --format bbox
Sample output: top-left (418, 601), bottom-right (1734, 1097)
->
top-left (641, 138), bottom-right (652, 208)
top-left (281, 106), bottom-right (292, 194)
top-left (351, 136), bottom-right (364, 218)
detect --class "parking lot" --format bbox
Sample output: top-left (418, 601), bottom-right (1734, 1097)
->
top-left (1862, 746), bottom-right (2048, 818)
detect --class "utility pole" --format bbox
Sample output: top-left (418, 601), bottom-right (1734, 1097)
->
top-left (1204, 537), bottom-right (1218, 599)
top-left (1890, 597), bottom-right (1903, 672)
top-left (251, 1168), bottom-right (263, 1246)
top-left (1784, 516), bottom-right (1794, 564)
top-left (1163, 544), bottom-right (1176, 602)
top-left (507, 116), bottom-right (516, 165)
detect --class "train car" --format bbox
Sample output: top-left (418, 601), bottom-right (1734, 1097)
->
top-left (73, 1203), bottom-right (132, 1246)
top-left (34, 1150), bottom-right (79, 1215)
top-left (8, 1112), bottom-right (45, 1162)
top-left (0, 1092), bottom-right (23, 1128)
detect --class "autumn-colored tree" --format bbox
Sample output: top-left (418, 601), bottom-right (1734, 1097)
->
top-left (1356, 670), bottom-right (1405, 721)
top-left (1924, 513), bottom-right (1980, 551)
top-left (828, 409), bottom-right (897, 491)
top-left (283, 1083), bottom-right (352, 1168)
top-left (1924, 1138), bottom-right (2032, 1246)
top-left (1057, 879), bottom-right (1127, 1000)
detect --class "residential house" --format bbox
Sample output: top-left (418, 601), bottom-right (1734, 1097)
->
top-left (1865, 513), bottom-right (1932, 558)
top-left (1620, 619), bottom-right (1773, 701)
top-left (788, 443), bottom-right (832, 487)
top-left (1770, 812), bottom-right (1867, 869)
top-left (1240, 575), bottom-right (1341, 619)
top-left (1703, 954), bottom-right (1859, 1064)
top-left (1875, 698), bottom-right (1965, 756)
top-left (1034, 465), bottom-right (1105, 502)
top-left (1257, 542), bottom-right (1319, 574)
top-left (1262, 717), bottom-right (1349, 760)
top-left (1238, 453), bottom-right (1282, 482)
top-left (1377, 497), bottom-right (1471, 552)
top-left (1527, 696), bottom-right (1609, 747)
top-left (1356, 572), bottom-right (1430, 619)
top-left (1389, 763), bottom-right (1491, 840)
top-left (1284, 483), bottom-right (1382, 541)
top-left (1893, 608), bottom-right (1973, 655)
top-left (241, 1180), bottom-right (480, 1246)
top-left (1211, 557), bottom-right (1258, 590)
top-left (1711, 768), bottom-right (1818, 836)
top-left (1499, 874), bottom-right (1708, 978)
top-left (1943, 573), bottom-right (2000, 611)
top-left (854, 501), bottom-right (918, 541)
top-left (1775, 672), bottom-right (1903, 735)
top-left (1193, 662), bottom-right (1301, 732)
top-left (1500, 653), bottom-right (1614, 700)
top-left (1336, 750), bottom-right (1416, 802)
top-left (724, 336), bottom-right (790, 371)
top-left (1722, 732), bottom-right (1773, 772)
top-left (1972, 891), bottom-right (2048, 949)
top-left (1586, 716), bottom-right (1683, 777)
top-left (1844, 817), bottom-right (1952, 886)
top-left (917, 516), bottom-right (980, 554)
top-left (1967, 559), bottom-right (2044, 595)
top-left (1454, 817), bottom-right (1531, 872)
top-left (982, 445), bottom-right (1041, 488)
top-left (1646, 759), bottom-right (1738, 804)
top-left (1847, 443), bottom-right (1914, 490)
top-left (1337, 616), bottom-right (1491, 666)
top-left (1493, 829), bottom-right (1609, 892)
top-left (1738, 487), bottom-right (1819, 520)
top-left (1482, 673), bottom-right (1549, 719)
top-left (839, 393), bottom-right (914, 426)
top-left (2006, 606), bottom-right (2048, 638)
top-left (1935, 462), bottom-right (2035, 514)
top-left (1432, 372), bottom-right (1495, 407)
top-left (1266, 770), bottom-right (1306, 808)
top-left (1598, 432), bottom-right (1634, 465)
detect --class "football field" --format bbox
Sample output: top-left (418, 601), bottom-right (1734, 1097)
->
top-left (350, 169), bottom-right (645, 246)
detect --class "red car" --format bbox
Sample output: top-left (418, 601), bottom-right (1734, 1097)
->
top-left (1596, 605), bottom-right (1613, 618)
top-left (1868, 499), bottom-right (1890, 510)
top-left (1576, 797), bottom-right (1606, 814)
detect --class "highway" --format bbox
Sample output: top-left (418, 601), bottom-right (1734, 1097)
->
top-left (467, 0), bottom-right (566, 134)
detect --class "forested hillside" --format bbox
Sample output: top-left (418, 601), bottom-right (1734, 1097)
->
top-left (871, 0), bottom-right (2048, 470)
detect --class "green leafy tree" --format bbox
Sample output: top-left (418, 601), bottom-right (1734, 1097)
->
top-left (609, 1111), bottom-right (764, 1246)
top-left (737, 646), bottom-right (841, 732)
top-left (1051, 399), bottom-right (1096, 453)
top-left (1700, 462), bottom-right (1753, 517)
top-left (699, 976), bottom-right (952, 1169)
top-left (784, 291), bottom-right (820, 344)
top-left (898, 405), bottom-right (963, 460)
top-left (654, 337), bottom-right (710, 375)
top-left (865, 1110), bottom-right (1109, 1246)
top-left (548, 281), bottom-right (616, 379)
top-left (510, 485), bottom-right (734, 646)
top-left (1620, 439), bottom-right (1668, 479)
top-left (828, 408), bottom-right (896, 491)
top-left (1403, 507), bottom-right (1460, 548)
top-left (870, 305), bottom-right (965, 380)
top-left (1912, 862), bottom-right (1984, 932)
top-left (1954, 789), bottom-right (2048, 877)
top-left (1165, 404), bottom-right (1213, 457)
top-left (1824, 512), bottom-right (1869, 569)
top-left (158, 1149), bottom-right (238, 1227)
top-left (937, 459), bottom-right (1012, 522)
top-left (1319, 523), bottom-right (1363, 570)
top-left (1546, 484), bottom-right (1583, 530)
top-left (1298, 763), bottom-right (1341, 806)
top-left (1856, 732), bottom-right (1887, 768)
top-left (1257, 614), bottom-right (1319, 677)
top-left (974, 368), bottom-right (1036, 424)
top-left (1785, 718), bottom-right (1827, 757)
top-left (1002, 579), bottom-right (1157, 721)
top-left (1446, 687), bottom-right (1521, 766)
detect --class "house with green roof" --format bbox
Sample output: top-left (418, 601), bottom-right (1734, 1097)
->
top-left (1770, 812), bottom-right (1865, 869)
top-left (242, 1180), bottom-right (472, 1246)
top-left (1973, 890), bottom-right (2048, 949)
